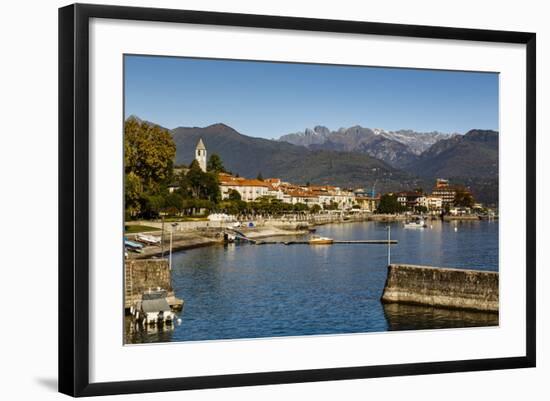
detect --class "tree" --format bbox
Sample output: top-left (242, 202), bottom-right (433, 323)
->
top-left (125, 171), bottom-right (143, 218)
top-left (324, 201), bottom-right (339, 211)
top-left (227, 188), bottom-right (242, 201)
top-left (415, 205), bottom-right (428, 214)
top-left (207, 153), bottom-right (226, 173)
top-left (142, 194), bottom-right (165, 219)
top-left (186, 159), bottom-right (221, 202)
top-left (124, 118), bottom-right (176, 193)
top-left (164, 192), bottom-right (184, 216)
top-left (310, 204), bottom-right (321, 213)
top-left (293, 203), bottom-right (309, 212)
top-left (454, 188), bottom-right (474, 208)
top-left (256, 172), bottom-right (264, 181)
top-left (376, 194), bottom-right (403, 214)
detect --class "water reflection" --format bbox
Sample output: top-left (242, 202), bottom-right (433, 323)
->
top-left (124, 315), bottom-right (176, 344)
top-left (383, 302), bottom-right (499, 331)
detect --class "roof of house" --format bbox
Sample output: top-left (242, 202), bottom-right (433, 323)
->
top-left (220, 178), bottom-right (270, 188)
top-left (284, 190), bottom-right (320, 198)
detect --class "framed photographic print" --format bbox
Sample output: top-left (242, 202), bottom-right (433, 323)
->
top-left (58, 3), bottom-right (536, 397)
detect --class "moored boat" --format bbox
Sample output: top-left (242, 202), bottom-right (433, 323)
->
top-left (124, 238), bottom-right (144, 249)
top-left (136, 233), bottom-right (161, 245)
top-left (404, 218), bottom-right (427, 229)
top-left (309, 235), bottom-right (334, 244)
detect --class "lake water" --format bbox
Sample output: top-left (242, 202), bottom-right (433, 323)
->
top-left (125, 220), bottom-right (499, 344)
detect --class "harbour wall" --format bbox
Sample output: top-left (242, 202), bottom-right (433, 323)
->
top-left (125, 259), bottom-right (177, 309)
top-left (381, 264), bottom-right (499, 312)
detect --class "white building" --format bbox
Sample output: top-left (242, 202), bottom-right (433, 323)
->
top-left (425, 196), bottom-right (443, 211)
top-left (219, 175), bottom-right (270, 202)
top-left (195, 138), bottom-right (207, 172)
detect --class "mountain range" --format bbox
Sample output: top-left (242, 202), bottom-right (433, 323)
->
top-left (127, 116), bottom-right (499, 204)
top-left (170, 123), bottom-right (420, 193)
top-left (279, 126), bottom-right (453, 168)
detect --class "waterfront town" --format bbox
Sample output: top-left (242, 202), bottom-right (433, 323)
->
top-left (164, 138), bottom-right (490, 218)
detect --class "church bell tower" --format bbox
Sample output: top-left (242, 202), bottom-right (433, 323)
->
top-left (195, 138), bottom-right (207, 172)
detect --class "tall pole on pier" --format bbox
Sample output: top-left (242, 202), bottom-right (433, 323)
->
top-left (169, 223), bottom-right (178, 271)
top-left (387, 224), bottom-right (391, 266)
top-left (169, 229), bottom-right (173, 271)
top-left (161, 216), bottom-right (165, 258)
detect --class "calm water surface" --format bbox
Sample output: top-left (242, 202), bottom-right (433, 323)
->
top-left (126, 220), bottom-right (498, 343)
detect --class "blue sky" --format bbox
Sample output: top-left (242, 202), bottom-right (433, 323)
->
top-left (124, 55), bottom-right (498, 139)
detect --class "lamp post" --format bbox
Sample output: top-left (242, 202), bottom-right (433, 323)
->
top-left (169, 223), bottom-right (178, 270)
top-left (387, 224), bottom-right (391, 266)
top-left (161, 216), bottom-right (165, 258)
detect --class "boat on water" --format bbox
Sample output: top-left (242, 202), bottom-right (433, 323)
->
top-left (404, 218), bottom-right (427, 229)
top-left (136, 233), bottom-right (161, 245)
top-left (309, 235), bottom-right (334, 245)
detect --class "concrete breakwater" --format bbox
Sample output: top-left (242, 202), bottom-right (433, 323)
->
top-left (381, 264), bottom-right (499, 312)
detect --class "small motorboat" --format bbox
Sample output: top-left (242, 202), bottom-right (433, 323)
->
top-left (124, 237), bottom-right (144, 249)
top-left (309, 235), bottom-right (334, 245)
top-left (136, 233), bottom-right (161, 245)
top-left (404, 218), bottom-right (427, 229)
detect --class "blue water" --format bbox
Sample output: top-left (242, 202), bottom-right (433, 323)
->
top-left (126, 220), bottom-right (499, 343)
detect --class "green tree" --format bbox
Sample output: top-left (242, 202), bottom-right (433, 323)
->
top-left (207, 153), bottom-right (226, 173)
top-left (376, 194), bottom-right (403, 214)
top-left (454, 188), bottom-right (474, 208)
top-left (142, 194), bottom-right (165, 219)
top-left (293, 203), bottom-right (309, 212)
top-left (415, 205), bottom-right (428, 214)
top-left (125, 171), bottom-right (143, 218)
top-left (164, 192), bottom-right (184, 216)
top-left (124, 118), bottom-right (176, 193)
top-left (324, 201), bottom-right (339, 211)
top-left (227, 188), bottom-right (242, 201)
top-left (186, 159), bottom-right (221, 202)
top-left (256, 172), bottom-right (264, 181)
top-left (310, 204), bottom-right (322, 213)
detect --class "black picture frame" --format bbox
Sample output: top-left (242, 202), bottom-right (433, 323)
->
top-left (59, 3), bottom-right (536, 397)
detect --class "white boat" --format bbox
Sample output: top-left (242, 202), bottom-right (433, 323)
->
top-left (309, 235), bottom-right (334, 245)
top-left (136, 233), bottom-right (161, 245)
top-left (404, 218), bottom-right (427, 229)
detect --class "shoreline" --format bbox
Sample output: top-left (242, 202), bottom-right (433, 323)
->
top-left (128, 225), bottom-right (308, 259)
top-left (127, 216), bottom-right (495, 258)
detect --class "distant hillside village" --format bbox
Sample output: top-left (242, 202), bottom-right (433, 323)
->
top-left (124, 118), bottom-right (487, 221)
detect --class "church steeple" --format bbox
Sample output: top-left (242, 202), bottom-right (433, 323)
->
top-left (195, 138), bottom-right (207, 172)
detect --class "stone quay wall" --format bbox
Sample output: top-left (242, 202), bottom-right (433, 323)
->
top-left (124, 259), bottom-right (173, 309)
top-left (381, 264), bottom-right (499, 312)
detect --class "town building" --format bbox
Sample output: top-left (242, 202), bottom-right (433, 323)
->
top-left (424, 196), bottom-right (443, 211)
top-left (355, 195), bottom-right (380, 212)
top-left (396, 192), bottom-right (426, 210)
top-left (218, 173), bottom-right (270, 202)
top-left (431, 178), bottom-right (456, 207)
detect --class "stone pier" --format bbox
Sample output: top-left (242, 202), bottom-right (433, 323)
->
top-left (381, 264), bottom-right (499, 312)
top-left (124, 259), bottom-right (183, 310)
